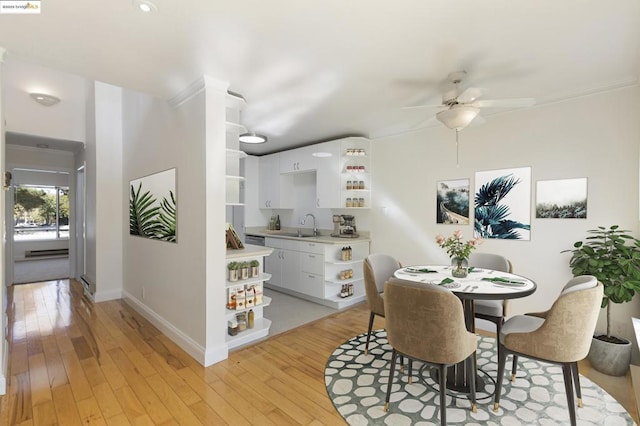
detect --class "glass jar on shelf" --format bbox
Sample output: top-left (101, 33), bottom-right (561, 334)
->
top-left (346, 198), bottom-right (353, 208)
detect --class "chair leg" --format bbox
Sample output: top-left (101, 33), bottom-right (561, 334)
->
top-left (384, 349), bottom-right (399, 412)
top-left (511, 355), bottom-right (519, 381)
top-left (466, 354), bottom-right (477, 413)
top-left (493, 343), bottom-right (508, 412)
top-left (571, 362), bottom-right (582, 408)
top-left (408, 359), bottom-right (413, 384)
top-left (365, 312), bottom-right (375, 355)
top-left (563, 362), bottom-right (577, 426)
top-left (439, 364), bottom-right (447, 426)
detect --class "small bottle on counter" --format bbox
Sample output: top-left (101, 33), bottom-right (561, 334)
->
top-left (248, 309), bottom-right (254, 329)
top-left (275, 215), bottom-right (281, 230)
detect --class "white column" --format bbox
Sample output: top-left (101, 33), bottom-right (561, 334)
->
top-left (203, 76), bottom-right (230, 365)
top-left (0, 46), bottom-right (8, 395)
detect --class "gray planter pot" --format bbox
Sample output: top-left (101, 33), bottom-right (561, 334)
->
top-left (587, 336), bottom-right (631, 376)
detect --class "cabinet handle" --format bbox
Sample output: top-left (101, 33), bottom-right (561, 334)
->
top-left (308, 255), bottom-right (315, 259)
top-left (308, 274), bottom-right (314, 279)
top-left (316, 198), bottom-right (320, 207)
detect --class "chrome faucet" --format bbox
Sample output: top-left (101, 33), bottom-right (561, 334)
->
top-left (302, 213), bottom-right (318, 236)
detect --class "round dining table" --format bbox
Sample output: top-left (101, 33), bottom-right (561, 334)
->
top-left (394, 265), bottom-right (537, 395)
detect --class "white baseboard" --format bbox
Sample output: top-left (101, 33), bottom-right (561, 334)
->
top-left (0, 340), bottom-right (8, 395)
top-left (122, 290), bottom-right (226, 366)
top-left (93, 289), bottom-right (123, 303)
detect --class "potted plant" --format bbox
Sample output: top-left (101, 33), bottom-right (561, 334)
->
top-left (436, 230), bottom-right (481, 278)
top-left (239, 261), bottom-right (250, 280)
top-left (564, 225), bottom-right (640, 376)
top-left (227, 262), bottom-right (239, 282)
top-left (249, 260), bottom-right (260, 278)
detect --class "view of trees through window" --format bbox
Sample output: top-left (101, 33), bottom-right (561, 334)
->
top-left (14, 186), bottom-right (69, 240)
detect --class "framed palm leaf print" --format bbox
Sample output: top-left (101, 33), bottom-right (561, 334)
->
top-left (129, 168), bottom-right (177, 243)
top-left (474, 167), bottom-right (531, 240)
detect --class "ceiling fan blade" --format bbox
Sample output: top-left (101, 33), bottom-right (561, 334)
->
top-left (402, 104), bottom-right (445, 110)
top-left (411, 115), bottom-right (440, 130)
top-left (472, 98), bottom-right (535, 108)
top-left (457, 87), bottom-right (486, 104)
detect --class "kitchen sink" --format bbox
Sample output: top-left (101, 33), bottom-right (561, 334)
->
top-left (278, 232), bottom-right (317, 238)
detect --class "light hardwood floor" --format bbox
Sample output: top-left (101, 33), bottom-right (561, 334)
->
top-left (0, 279), bottom-right (636, 425)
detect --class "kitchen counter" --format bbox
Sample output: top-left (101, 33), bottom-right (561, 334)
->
top-left (226, 243), bottom-right (273, 259)
top-left (245, 226), bottom-right (370, 244)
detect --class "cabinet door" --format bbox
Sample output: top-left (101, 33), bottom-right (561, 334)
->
top-left (281, 249), bottom-right (300, 292)
top-left (314, 141), bottom-right (341, 208)
top-left (259, 153), bottom-right (280, 208)
top-left (264, 249), bottom-right (282, 286)
top-left (280, 145), bottom-right (316, 173)
top-left (299, 272), bottom-right (325, 298)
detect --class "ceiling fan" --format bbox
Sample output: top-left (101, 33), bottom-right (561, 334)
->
top-left (405, 70), bottom-right (535, 131)
top-left (404, 70), bottom-right (535, 166)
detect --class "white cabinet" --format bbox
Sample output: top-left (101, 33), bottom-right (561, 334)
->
top-left (340, 137), bottom-right (371, 209)
top-left (264, 236), bottom-right (370, 309)
top-left (314, 141), bottom-right (341, 208)
top-left (279, 145), bottom-right (316, 173)
top-left (226, 245), bottom-right (273, 349)
top-left (264, 237), bottom-right (299, 290)
top-left (259, 153), bottom-right (281, 209)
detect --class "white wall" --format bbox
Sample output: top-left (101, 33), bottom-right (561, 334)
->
top-left (84, 81), bottom-right (97, 286)
top-left (4, 59), bottom-right (86, 143)
top-left (371, 86), bottom-right (640, 343)
top-left (121, 83), bottom-right (211, 364)
top-left (0, 47), bottom-right (7, 395)
top-left (94, 82), bottom-right (123, 301)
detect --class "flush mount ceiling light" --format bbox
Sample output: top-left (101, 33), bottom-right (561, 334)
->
top-left (436, 105), bottom-right (480, 131)
top-left (312, 152), bottom-right (332, 158)
top-left (133, 0), bottom-right (157, 13)
top-left (239, 132), bottom-right (267, 144)
top-left (29, 93), bottom-right (60, 107)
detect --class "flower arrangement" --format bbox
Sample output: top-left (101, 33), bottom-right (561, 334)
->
top-left (436, 230), bottom-right (481, 261)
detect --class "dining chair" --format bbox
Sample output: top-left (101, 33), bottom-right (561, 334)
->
top-left (383, 278), bottom-right (478, 425)
top-left (468, 252), bottom-right (512, 336)
top-left (362, 254), bottom-right (401, 355)
top-left (493, 276), bottom-right (602, 426)
top-left (510, 275), bottom-right (600, 405)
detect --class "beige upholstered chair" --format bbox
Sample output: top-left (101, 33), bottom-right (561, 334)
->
top-left (493, 276), bottom-right (602, 426)
top-left (384, 278), bottom-right (477, 425)
top-left (363, 254), bottom-right (401, 355)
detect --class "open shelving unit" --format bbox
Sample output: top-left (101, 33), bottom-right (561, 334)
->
top-left (225, 245), bottom-right (274, 350)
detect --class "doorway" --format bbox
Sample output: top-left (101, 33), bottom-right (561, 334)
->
top-left (10, 169), bottom-right (72, 284)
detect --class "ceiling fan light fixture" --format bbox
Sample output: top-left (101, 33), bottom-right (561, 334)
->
top-left (239, 132), bottom-right (267, 144)
top-left (134, 0), bottom-right (157, 13)
top-left (436, 105), bottom-right (480, 130)
top-left (29, 92), bottom-right (60, 107)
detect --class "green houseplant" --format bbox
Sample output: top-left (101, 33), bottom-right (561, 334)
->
top-left (227, 262), bottom-right (239, 282)
top-left (565, 225), bottom-right (640, 375)
top-left (249, 260), bottom-right (260, 278)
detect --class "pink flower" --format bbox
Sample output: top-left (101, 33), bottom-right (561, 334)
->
top-left (453, 230), bottom-right (463, 240)
top-left (468, 238), bottom-right (480, 247)
top-left (435, 234), bottom-right (445, 245)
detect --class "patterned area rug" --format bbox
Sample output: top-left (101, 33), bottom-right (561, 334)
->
top-left (325, 330), bottom-right (635, 425)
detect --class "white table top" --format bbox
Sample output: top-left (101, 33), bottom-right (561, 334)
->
top-left (394, 265), bottom-right (536, 301)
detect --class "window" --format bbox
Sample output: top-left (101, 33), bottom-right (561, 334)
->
top-left (14, 185), bottom-right (69, 241)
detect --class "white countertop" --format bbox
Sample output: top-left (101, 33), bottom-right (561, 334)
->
top-left (245, 227), bottom-right (370, 244)
top-left (226, 244), bottom-right (274, 259)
